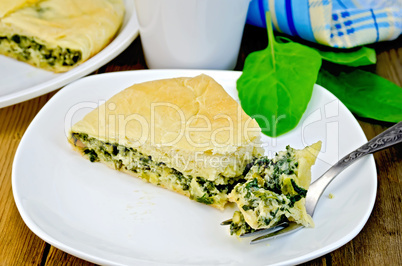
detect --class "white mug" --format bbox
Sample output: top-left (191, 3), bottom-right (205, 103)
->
top-left (134, 0), bottom-right (251, 70)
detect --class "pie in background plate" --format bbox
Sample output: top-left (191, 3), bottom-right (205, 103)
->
top-left (0, 0), bottom-right (124, 72)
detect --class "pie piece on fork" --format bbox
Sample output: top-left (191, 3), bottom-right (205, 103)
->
top-left (228, 142), bottom-right (321, 236)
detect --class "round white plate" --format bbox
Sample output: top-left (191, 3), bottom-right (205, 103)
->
top-left (12, 70), bottom-right (377, 265)
top-left (0, 0), bottom-right (138, 108)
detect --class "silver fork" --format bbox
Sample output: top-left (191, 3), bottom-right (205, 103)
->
top-left (222, 121), bottom-right (402, 244)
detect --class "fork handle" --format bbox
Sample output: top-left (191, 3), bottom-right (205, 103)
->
top-left (306, 121), bottom-right (402, 215)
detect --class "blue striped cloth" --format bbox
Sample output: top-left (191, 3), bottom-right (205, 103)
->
top-left (246, 0), bottom-right (402, 48)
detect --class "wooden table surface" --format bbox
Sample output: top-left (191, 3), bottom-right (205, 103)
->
top-left (0, 25), bottom-right (401, 265)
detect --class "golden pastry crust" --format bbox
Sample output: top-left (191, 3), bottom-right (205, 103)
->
top-left (68, 75), bottom-right (264, 210)
top-left (0, 0), bottom-right (124, 72)
top-left (70, 74), bottom-right (263, 181)
top-left (0, 0), bottom-right (40, 18)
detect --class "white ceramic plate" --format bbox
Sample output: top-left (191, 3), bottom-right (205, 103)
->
top-left (0, 0), bottom-right (138, 108)
top-left (13, 70), bottom-right (377, 265)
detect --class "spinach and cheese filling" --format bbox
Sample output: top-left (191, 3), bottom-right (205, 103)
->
top-left (72, 133), bottom-right (246, 208)
top-left (0, 35), bottom-right (82, 68)
top-left (229, 211), bottom-right (256, 236)
top-left (228, 142), bottom-right (321, 236)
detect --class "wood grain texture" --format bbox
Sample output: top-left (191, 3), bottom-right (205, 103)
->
top-left (0, 93), bottom-right (56, 265)
top-left (0, 25), bottom-right (400, 265)
top-left (43, 246), bottom-right (96, 266)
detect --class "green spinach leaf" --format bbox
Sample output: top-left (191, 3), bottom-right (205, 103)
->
top-left (237, 13), bottom-right (322, 137)
top-left (275, 36), bottom-right (376, 67)
top-left (317, 69), bottom-right (402, 123)
top-left (317, 46), bottom-right (376, 67)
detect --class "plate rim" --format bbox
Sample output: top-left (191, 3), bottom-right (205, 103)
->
top-left (0, 0), bottom-right (139, 108)
top-left (12, 69), bottom-right (378, 265)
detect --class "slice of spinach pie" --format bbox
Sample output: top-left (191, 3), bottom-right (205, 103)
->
top-left (0, 0), bottom-right (124, 72)
top-left (68, 74), bottom-right (264, 210)
top-left (228, 142), bottom-right (321, 236)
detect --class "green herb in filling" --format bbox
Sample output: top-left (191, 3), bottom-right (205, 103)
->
top-left (71, 133), bottom-right (239, 207)
top-left (196, 193), bottom-right (214, 205)
top-left (83, 148), bottom-right (98, 162)
top-left (230, 211), bottom-right (255, 236)
top-left (229, 145), bottom-right (309, 232)
top-left (0, 35), bottom-right (82, 67)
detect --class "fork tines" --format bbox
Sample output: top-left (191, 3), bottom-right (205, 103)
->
top-left (221, 219), bottom-right (291, 243)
